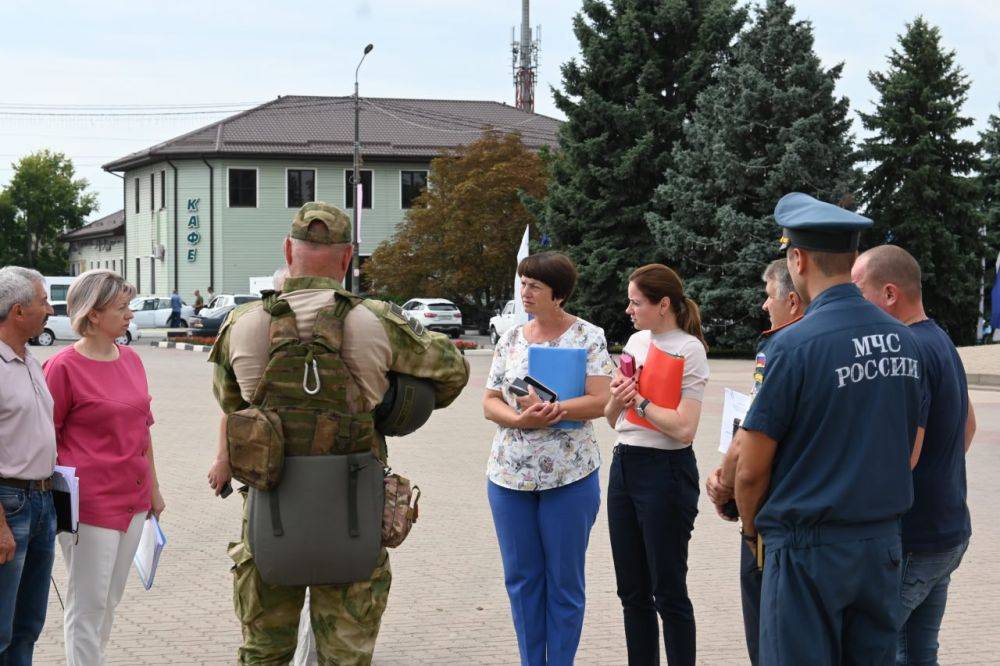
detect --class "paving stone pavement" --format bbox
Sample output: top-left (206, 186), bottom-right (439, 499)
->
top-left (28, 345), bottom-right (1000, 665)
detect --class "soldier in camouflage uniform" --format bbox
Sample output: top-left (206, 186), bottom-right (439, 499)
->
top-left (207, 202), bottom-right (470, 665)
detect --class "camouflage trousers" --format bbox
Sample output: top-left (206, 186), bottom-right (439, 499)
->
top-left (228, 511), bottom-right (391, 665)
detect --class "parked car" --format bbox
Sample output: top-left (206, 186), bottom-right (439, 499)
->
top-left (128, 296), bottom-right (195, 329)
top-left (489, 300), bottom-right (529, 345)
top-left (33, 302), bottom-right (139, 347)
top-left (43, 276), bottom-right (76, 302)
top-left (401, 299), bottom-right (463, 338)
top-left (188, 294), bottom-right (260, 336)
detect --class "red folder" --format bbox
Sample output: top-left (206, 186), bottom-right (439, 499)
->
top-left (625, 342), bottom-right (684, 431)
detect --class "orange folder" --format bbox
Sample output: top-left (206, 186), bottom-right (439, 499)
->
top-left (624, 342), bottom-right (685, 431)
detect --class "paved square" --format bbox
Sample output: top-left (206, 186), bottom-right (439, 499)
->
top-left (29, 346), bottom-right (1000, 665)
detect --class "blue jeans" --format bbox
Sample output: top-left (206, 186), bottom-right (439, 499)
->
top-left (896, 539), bottom-right (969, 665)
top-left (488, 471), bottom-right (601, 666)
top-left (0, 487), bottom-right (56, 666)
top-left (607, 445), bottom-right (699, 666)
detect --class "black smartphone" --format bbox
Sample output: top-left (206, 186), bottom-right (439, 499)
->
top-left (219, 481), bottom-right (233, 499)
top-left (524, 375), bottom-right (558, 403)
top-left (721, 499), bottom-right (739, 519)
top-left (509, 378), bottom-right (531, 397)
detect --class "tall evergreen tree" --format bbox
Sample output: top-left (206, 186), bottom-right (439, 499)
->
top-left (534, 0), bottom-right (746, 343)
top-left (980, 106), bottom-right (1000, 329)
top-left (859, 17), bottom-right (982, 345)
top-left (647, 0), bottom-right (857, 349)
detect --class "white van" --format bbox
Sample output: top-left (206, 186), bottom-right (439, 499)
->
top-left (43, 276), bottom-right (76, 302)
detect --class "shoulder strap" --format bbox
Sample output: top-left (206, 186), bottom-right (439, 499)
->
top-left (265, 293), bottom-right (300, 352)
top-left (311, 291), bottom-right (361, 351)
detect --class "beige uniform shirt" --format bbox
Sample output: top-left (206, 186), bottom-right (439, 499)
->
top-left (0, 340), bottom-right (57, 480)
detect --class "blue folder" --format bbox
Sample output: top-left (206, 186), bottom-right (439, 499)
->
top-left (528, 346), bottom-right (587, 430)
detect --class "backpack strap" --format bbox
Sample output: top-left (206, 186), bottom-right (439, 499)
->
top-left (264, 293), bottom-right (300, 354)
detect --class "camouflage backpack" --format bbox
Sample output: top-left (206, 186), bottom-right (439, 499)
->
top-left (225, 290), bottom-right (380, 490)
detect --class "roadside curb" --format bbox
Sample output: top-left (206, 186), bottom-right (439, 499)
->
top-left (968, 373), bottom-right (1000, 388)
top-left (150, 341), bottom-right (212, 353)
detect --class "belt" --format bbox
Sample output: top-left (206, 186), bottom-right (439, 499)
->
top-left (0, 476), bottom-right (53, 492)
top-left (763, 518), bottom-right (899, 550)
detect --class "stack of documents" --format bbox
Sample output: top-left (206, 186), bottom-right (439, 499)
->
top-left (133, 516), bottom-right (167, 590)
top-left (719, 388), bottom-right (752, 453)
top-left (52, 466), bottom-right (79, 533)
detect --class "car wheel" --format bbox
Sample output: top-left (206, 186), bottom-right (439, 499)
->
top-left (116, 331), bottom-right (132, 346)
top-left (490, 327), bottom-right (499, 345)
top-left (37, 329), bottom-right (55, 347)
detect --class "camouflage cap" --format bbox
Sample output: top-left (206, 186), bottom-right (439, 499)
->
top-left (290, 202), bottom-right (351, 244)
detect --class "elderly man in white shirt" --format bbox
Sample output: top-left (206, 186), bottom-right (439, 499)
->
top-left (0, 266), bottom-right (57, 666)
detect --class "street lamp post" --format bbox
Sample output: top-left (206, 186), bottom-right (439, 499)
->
top-left (352, 43), bottom-right (374, 293)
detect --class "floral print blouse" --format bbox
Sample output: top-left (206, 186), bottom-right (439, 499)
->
top-left (486, 318), bottom-right (615, 491)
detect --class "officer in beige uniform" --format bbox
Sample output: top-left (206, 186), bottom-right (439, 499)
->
top-left (207, 202), bottom-right (469, 665)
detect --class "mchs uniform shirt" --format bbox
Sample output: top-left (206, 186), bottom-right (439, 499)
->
top-left (742, 283), bottom-right (928, 539)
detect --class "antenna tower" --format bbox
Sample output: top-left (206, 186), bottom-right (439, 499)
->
top-left (511, 0), bottom-right (541, 113)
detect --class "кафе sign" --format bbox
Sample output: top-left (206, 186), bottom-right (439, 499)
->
top-left (186, 198), bottom-right (201, 262)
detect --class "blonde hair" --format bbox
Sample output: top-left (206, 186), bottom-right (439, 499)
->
top-left (67, 270), bottom-right (137, 337)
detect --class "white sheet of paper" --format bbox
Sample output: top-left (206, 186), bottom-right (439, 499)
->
top-left (133, 516), bottom-right (166, 590)
top-left (52, 465), bottom-right (79, 532)
top-left (719, 388), bottom-right (752, 454)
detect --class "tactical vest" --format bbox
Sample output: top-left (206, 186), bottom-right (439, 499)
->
top-left (227, 290), bottom-right (384, 585)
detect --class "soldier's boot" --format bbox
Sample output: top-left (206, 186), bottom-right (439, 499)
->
top-left (309, 551), bottom-right (392, 666)
top-left (231, 542), bottom-right (306, 665)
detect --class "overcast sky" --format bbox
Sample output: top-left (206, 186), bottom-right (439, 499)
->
top-left (1, 0), bottom-right (997, 217)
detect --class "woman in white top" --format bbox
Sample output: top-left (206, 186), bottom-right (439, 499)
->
top-left (604, 264), bottom-right (709, 666)
top-left (483, 251), bottom-right (614, 666)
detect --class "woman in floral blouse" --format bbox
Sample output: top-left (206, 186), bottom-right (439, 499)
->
top-left (483, 251), bottom-right (614, 666)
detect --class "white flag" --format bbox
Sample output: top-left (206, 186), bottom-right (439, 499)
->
top-left (513, 225), bottom-right (530, 316)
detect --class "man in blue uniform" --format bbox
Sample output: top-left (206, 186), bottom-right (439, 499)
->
top-left (705, 259), bottom-right (803, 665)
top-left (735, 193), bottom-right (926, 665)
top-left (852, 244), bottom-right (975, 665)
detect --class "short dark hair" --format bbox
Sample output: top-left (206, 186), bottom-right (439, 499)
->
top-left (791, 248), bottom-right (856, 277)
top-left (517, 251), bottom-right (577, 305)
top-left (859, 245), bottom-right (922, 297)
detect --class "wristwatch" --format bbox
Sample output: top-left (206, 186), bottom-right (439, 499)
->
top-left (635, 399), bottom-right (651, 418)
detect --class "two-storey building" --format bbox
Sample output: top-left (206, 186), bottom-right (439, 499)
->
top-left (102, 95), bottom-right (560, 297)
top-left (62, 209), bottom-right (125, 276)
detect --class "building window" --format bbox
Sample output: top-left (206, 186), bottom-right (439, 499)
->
top-left (401, 170), bottom-right (428, 209)
top-left (287, 169), bottom-right (316, 208)
top-left (150, 173), bottom-right (155, 211)
top-left (228, 168), bottom-right (257, 207)
top-left (160, 170), bottom-right (166, 209)
top-left (345, 170), bottom-right (372, 209)
top-left (134, 178), bottom-right (140, 214)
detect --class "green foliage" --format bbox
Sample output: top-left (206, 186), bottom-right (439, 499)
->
top-left (532, 0), bottom-right (746, 343)
top-left (859, 17), bottom-right (983, 345)
top-left (980, 106), bottom-right (1000, 325)
top-left (365, 131), bottom-right (547, 327)
top-left (0, 150), bottom-right (97, 273)
top-left (648, 0), bottom-right (858, 350)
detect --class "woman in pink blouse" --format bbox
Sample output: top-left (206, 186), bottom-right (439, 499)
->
top-left (42, 270), bottom-right (165, 666)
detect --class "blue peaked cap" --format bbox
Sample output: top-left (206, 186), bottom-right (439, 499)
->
top-left (774, 192), bottom-right (872, 252)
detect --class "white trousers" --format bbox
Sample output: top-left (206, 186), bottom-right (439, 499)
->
top-left (58, 513), bottom-right (145, 666)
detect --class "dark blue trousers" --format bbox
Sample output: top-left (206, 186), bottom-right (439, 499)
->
top-left (0, 487), bottom-right (56, 666)
top-left (607, 445), bottom-right (699, 666)
top-left (488, 471), bottom-right (600, 666)
top-left (759, 525), bottom-right (903, 666)
top-left (740, 536), bottom-right (762, 665)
